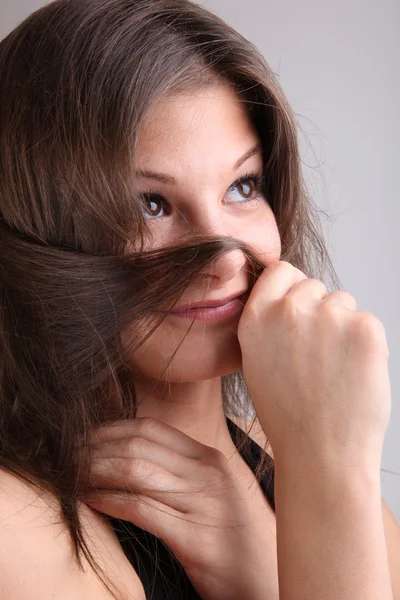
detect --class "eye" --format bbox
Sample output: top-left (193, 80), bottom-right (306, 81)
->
top-left (226, 173), bottom-right (265, 204)
top-left (140, 193), bottom-right (169, 219)
top-left (139, 172), bottom-right (266, 220)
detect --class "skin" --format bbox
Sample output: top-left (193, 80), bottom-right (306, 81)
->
top-left (2, 82), bottom-right (398, 600)
top-left (126, 82), bottom-right (281, 458)
top-left (90, 82), bottom-right (283, 599)
top-left (82, 82), bottom-right (400, 599)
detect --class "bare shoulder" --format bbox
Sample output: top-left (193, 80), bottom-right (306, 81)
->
top-left (381, 498), bottom-right (400, 599)
top-left (0, 467), bottom-right (145, 600)
top-left (228, 415), bottom-right (274, 458)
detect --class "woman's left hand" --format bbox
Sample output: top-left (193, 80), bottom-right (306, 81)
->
top-left (78, 416), bottom-right (278, 600)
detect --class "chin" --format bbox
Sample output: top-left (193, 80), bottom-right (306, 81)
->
top-left (173, 354), bottom-right (243, 382)
top-left (131, 332), bottom-right (243, 382)
top-left (179, 329), bottom-right (243, 379)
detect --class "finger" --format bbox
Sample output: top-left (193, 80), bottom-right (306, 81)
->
top-left (245, 260), bottom-right (308, 313)
top-left (84, 417), bottom-right (206, 460)
top-left (284, 277), bottom-right (329, 305)
top-left (88, 455), bottom-right (180, 490)
top-left (87, 456), bottom-right (202, 510)
top-left (88, 436), bottom-right (198, 479)
top-left (322, 290), bottom-right (357, 310)
top-left (84, 488), bottom-right (189, 540)
top-left (287, 282), bottom-right (357, 310)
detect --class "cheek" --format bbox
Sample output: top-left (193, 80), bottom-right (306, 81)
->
top-left (127, 318), bottom-right (243, 382)
top-left (125, 206), bottom-right (281, 382)
top-left (240, 209), bottom-right (281, 266)
top-left (129, 327), bottom-right (175, 380)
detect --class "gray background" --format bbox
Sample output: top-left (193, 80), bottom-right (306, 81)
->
top-left (1, 0), bottom-right (399, 520)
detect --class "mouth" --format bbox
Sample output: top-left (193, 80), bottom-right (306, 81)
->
top-left (169, 290), bottom-right (248, 322)
top-left (170, 290), bottom-right (248, 312)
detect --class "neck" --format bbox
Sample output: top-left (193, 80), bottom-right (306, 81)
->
top-left (132, 376), bottom-right (239, 458)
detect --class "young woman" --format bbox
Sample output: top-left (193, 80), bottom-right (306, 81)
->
top-left (0, 1), bottom-right (398, 599)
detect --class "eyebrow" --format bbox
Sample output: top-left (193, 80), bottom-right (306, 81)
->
top-left (135, 142), bottom-right (263, 184)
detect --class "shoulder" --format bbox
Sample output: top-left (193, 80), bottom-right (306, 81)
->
top-left (0, 467), bottom-right (68, 599)
top-left (0, 467), bottom-right (145, 600)
top-left (381, 497), bottom-right (400, 599)
top-left (227, 415), bottom-right (274, 459)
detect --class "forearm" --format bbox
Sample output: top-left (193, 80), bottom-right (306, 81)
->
top-left (274, 455), bottom-right (393, 600)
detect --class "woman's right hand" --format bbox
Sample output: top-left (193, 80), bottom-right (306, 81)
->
top-left (237, 260), bottom-right (391, 472)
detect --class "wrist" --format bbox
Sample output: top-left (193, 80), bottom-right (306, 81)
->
top-left (274, 450), bottom-right (391, 600)
top-left (275, 454), bottom-right (382, 513)
top-left (273, 444), bottom-right (384, 523)
top-left (273, 436), bottom-right (382, 488)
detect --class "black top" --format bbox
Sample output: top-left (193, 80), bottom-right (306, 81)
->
top-left (108, 417), bottom-right (275, 600)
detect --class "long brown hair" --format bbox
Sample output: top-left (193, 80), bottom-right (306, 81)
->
top-left (0, 0), bottom-right (341, 597)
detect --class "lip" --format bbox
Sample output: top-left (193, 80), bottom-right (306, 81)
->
top-left (170, 290), bottom-right (248, 312)
top-left (169, 290), bottom-right (248, 322)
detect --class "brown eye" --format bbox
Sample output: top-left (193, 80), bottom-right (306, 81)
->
top-left (141, 194), bottom-right (168, 219)
top-left (236, 180), bottom-right (254, 199)
top-left (226, 174), bottom-right (264, 204)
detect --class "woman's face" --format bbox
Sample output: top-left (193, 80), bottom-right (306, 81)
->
top-left (129, 83), bottom-right (281, 382)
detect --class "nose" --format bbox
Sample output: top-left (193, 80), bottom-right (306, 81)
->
top-left (204, 249), bottom-right (247, 285)
top-left (188, 204), bottom-right (247, 285)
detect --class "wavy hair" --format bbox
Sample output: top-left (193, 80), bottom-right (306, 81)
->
top-left (0, 0), bottom-right (341, 597)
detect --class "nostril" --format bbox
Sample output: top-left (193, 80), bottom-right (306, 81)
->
top-left (202, 249), bottom-right (247, 284)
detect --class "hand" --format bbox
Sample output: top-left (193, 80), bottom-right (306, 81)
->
top-left (237, 260), bottom-right (391, 472)
top-left (79, 417), bottom-right (278, 600)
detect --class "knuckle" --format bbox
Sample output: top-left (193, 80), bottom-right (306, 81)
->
top-left (280, 294), bottom-right (300, 321)
top-left (262, 260), bottom-right (293, 281)
top-left (149, 470), bottom-right (173, 491)
top-left (120, 458), bottom-right (140, 481)
top-left (125, 436), bottom-right (146, 454)
top-left (335, 290), bottom-right (356, 303)
top-left (358, 311), bottom-right (385, 335)
top-left (275, 260), bottom-right (291, 271)
top-left (323, 290), bottom-right (357, 310)
top-left (120, 459), bottom-right (168, 490)
top-left (285, 261), bottom-right (309, 280)
top-left (354, 312), bottom-right (388, 349)
top-left (136, 416), bottom-right (159, 433)
top-left (307, 277), bottom-right (328, 291)
top-left (125, 458), bottom-right (151, 480)
top-left (321, 302), bottom-right (347, 321)
top-left (278, 260), bottom-right (300, 273)
top-left (275, 260), bottom-right (305, 281)
top-left (280, 294), bottom-right (296, 310)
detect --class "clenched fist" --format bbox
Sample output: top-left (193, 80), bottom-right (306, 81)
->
top-left (237, 260), bottom-right (391, 472)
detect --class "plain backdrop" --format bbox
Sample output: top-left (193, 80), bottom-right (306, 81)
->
top-left (0, 0), bottom-right (399, 520)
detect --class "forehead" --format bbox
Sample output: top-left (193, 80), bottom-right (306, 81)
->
top-left (135, 83), bottom-right (261, 175)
